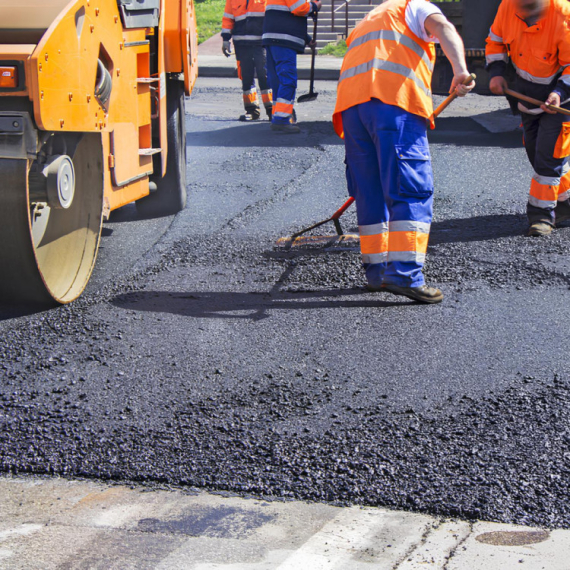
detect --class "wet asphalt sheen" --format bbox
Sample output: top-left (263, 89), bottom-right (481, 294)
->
top-left (1, 79), bottom-right (569, 528)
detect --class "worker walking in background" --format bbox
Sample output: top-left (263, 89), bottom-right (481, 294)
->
top-left (486, 0), bottom-right (570, 236)
top-left (262, 0), bottom-right (322, 133)
top-left (222, 0), bottom-right (273, 121)
top-left (332, 0), bottom-right (473, 304)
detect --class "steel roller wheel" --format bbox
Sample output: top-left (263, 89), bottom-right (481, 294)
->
top-left (136, 78), bottom-right (187, 217)
top-left (0, 134), bottom-right (104, 305)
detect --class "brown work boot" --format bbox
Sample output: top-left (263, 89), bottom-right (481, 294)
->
top-left (527, 222), bottom-right (553, 236)
top-left (379, 283), bottom-right (444, 304)
top-left (239, 109), bottom-right (261, 121)
top-left (270, 123), bottom-right (300, 134)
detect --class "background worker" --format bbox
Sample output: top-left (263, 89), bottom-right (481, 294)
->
top-left (486, 0), bottom-right (570, 236)
top-left (262, 0), bottom-right (321, 133)
top-left (332, 0), bottom-right (473, 304)
top-left (222, 0), bottom-right (273, 121)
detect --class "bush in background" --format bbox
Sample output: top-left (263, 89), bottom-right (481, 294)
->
top-left (195, 0), bottom-right (225, 44)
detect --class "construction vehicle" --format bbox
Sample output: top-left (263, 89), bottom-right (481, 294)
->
top-left (0, 0), bottom-right (198, 304)
top-left (431, 0), bottom-right (502, 94)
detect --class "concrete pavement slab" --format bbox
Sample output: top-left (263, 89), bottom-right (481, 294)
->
top-left (0, 476), bottom-right (567, 569)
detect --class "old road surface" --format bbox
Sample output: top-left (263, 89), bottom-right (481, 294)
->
top-left (1, 77), bottom-right (570, 545)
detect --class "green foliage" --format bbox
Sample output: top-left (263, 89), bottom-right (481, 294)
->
top-left (195, 0), bottom-right (226, 44)
top-left (318, 39), bottom-right (347, 57)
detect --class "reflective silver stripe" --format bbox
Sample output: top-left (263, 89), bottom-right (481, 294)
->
top-left (561, 75), bottom-right (570, 87)
top-left (359, 222), bottom-right (389, 235)
top-left (529, 195), bottom-right (557, 209)
top-left (274, 111), bottom-right (292, 118)
top-left (558, 189), bottom-right (570, 201)
top-left (388, 251), bottom-right (426, 263)
top-left (348, 30), bottom-right (433, 72)
top-left (262, 32), bottom-right (305, 46)
top-left (265, 5), bottom-right (290, 10)
top-left (513, 62), bottom-right (561, 85)
top-left (339, 58), bottom-right (431, 97)
top-left (223, 12), bottom-right (235, 19)
top-left (486, 53), bottom-right (509, 65)
top-left (233, 35), bottom-right (263, 41)
top-left (276, 97), bottom-right (293, 104)
top-left (362, 253), bottom-right (388, 264)
top-left (221, 28), bottom-right (232, 34)
top-left (534, 172), bottom-right (560, 186)
top-left (243, 88), bottom-right (258, 95)
top-left (290, 0), bottom-right (309, 10)
top-left (261, 89), bottom-right (272, 94)
top-left (235, 12), bottom-right (265, 20)
top-left (389, 221), bottom-right (431, 234)
top-left (562, 160), bottom-right (570, 177)
top-left (488, 29), bottom-right (503, 43)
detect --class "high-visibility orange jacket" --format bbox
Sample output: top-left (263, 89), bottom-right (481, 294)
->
top-left (332, 0), bottom-right (436, 138)
top-left (222, 0), bottom-right (267, 45)
top-left (486, 0), bottom-right (570, 93)
top-left (262, 0), bottom-right (316, 53)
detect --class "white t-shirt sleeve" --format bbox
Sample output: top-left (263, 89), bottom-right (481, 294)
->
top-left (405, 0), bottom-right (444, 43)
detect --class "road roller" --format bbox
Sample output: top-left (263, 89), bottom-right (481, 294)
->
top-left (0, 0), bottom-right (198, 304)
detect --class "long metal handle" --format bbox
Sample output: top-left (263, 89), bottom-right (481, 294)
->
top-left (504, 88), bottom-right (570, 116)
top-left (433, 73), bottom-right (477, 117)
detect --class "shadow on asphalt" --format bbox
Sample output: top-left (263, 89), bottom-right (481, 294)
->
top-left (316, 214), bottom-right (528, 246)
top-left (186, 120), bottom-right (342, 147)
top-left (111, 288), bottom-right (412, 320)
top-left (429, 117), bottom-right (522, 148)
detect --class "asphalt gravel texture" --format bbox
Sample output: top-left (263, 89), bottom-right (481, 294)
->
top-left (1, 78), bottom-right (570, 528)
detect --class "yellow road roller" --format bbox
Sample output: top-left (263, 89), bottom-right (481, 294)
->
top-left (0, 0), bottom-right (198, 304)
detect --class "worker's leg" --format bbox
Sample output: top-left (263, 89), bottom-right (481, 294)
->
top-left (253, 46), bottom-right (273, 119)
top-left (365, 101), bottom-right (433, 287)
top-left (522, 111), bottom-right (569, 228)
top-left (267, 46), bottom-right (297, 126)
top-left (234, 44), bottom-right (260, 119)
top-left (342, 103), bottom-right (388, 288)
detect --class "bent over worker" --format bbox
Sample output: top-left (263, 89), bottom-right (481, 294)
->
top-left (262, 0), bottom-right (321, 133)
top-left (332, 0), bottom-right (473, 304)
top-left (222, 0), bottom-right (273, 121)
top-left (486, 0), bottom-right (570, 236)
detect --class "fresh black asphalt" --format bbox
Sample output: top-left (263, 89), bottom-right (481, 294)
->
top-left (1, 79), bottom-right (569, 528)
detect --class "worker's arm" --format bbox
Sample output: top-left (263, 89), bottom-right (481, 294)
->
top-left (221, 0), bottom-right (235, 56)
top-left (484, 3), bottom-right (509, 95)
top-left (544, 21), bottom-right (570, 113)
top-left (424, 14), bottom-right (474, 96)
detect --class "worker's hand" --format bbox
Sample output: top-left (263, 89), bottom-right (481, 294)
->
top-left (489, 76), bottom-right (508, 95)
top-left (450, 71), bottom-right (475, 97)
top-left (312, 0), bottom-right (322, 11)
top-left (222, 41), bottom-right (232, 58)
top-left (308, 38), bottom-right (317, 49)
top-left (542, 91), bottom-right (561, 114)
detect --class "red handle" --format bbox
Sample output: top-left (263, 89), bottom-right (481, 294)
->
top-left (331, 197), bottom-right (355, 219)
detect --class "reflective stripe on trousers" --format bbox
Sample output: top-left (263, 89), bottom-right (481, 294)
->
top-left (522, 107), bottom-right (570, 224)
top-left (342, 99), bottom-right (433, 288)
top-left (265, 45), bottom-right (297, 124)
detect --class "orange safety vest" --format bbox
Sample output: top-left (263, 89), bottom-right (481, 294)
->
top-left (222, 0), bottom-right (267, 44)
top-left (486, 0), bottom-right (570, 87)
top-left (332, 0), bottom-right (436, 138)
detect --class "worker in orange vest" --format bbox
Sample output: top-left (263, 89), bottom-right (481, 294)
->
top-left (486, 0), bottom-right (570, 236)
top-left (222, 0), bottom-right (273, 121)
top-left (332, 0), bottom-right (473, 304)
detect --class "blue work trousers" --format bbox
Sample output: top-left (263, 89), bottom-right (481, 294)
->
top-left (342, 99), bottom-right (434, 288)
top-left (266, 45), bottom-right (297, 125)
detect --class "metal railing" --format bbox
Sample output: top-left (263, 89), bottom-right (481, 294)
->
top-left (331, 0), bottom-right (373, 39)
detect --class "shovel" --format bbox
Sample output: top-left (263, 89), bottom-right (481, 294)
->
top-left (298, 13), bottom-right (319, 103)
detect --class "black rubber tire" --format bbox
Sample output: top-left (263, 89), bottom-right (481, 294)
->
top-left (137, 78), bottom-right (187, 217)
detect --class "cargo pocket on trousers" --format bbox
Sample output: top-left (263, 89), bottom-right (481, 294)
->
top-left (395, 144), bottom-right (434, 198)
top-left (554, 122), bottom-right (570, 159)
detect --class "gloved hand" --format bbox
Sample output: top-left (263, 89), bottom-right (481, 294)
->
top-left (222, 41), bottom-right (232, 58)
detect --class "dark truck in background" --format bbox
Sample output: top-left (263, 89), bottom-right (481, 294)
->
top-left (431, 0), bottom-right (502, 94)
